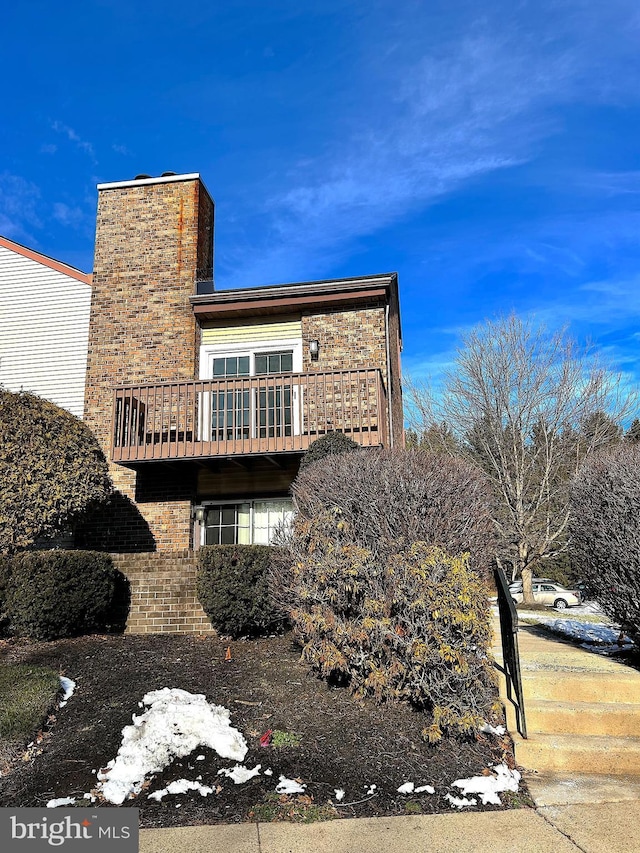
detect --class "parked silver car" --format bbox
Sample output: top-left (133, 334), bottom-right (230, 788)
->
top-left (511, 582), bottom-right (582, 610)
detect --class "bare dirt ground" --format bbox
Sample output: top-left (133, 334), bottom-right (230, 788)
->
top-left (0, 632), bottom-right (522, 827)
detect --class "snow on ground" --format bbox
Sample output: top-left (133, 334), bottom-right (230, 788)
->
top-left (148, 779), bottom-right (214, 801)
top-left (58, 677), bottom-right (76, 707)
top-left (96, 688), bottom-right (248, 804)
top-left (518, 611), bottom-right (633, 648)
top-left (275, 775), bottom-right (306, 794)
top-left (47, 796), bottom-right (76, 808)
top-left (44, 684), bottom-right (526, 810)
top-left (451, 764), bottom-right (521, 807)
top-left (217, 763), bottom-right (262, 784)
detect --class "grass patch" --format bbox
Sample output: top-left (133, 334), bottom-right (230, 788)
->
top-left (248, 792), bottom-right (337, 823)
top-left (0, 664), bottom-right (60, 741)
top-left (271, 729), bottom-right (302, 748)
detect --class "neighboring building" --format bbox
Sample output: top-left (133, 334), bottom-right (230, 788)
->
top-left (82, 172), bottom-right (403, 564)
top-left (0, 235), bottom-right (91, 418)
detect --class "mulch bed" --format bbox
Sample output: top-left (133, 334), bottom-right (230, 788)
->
top-left (0, 632), bottom-right (521, 827)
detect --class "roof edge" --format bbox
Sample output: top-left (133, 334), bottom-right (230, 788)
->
top-left (97, 173), bottom-right (201, 191)
top-left (191, 273), bottom-right (397, 306)
top-left (0, 235), bottom-right (92, 284)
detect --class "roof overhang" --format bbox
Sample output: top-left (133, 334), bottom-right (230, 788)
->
top-left (191, 273), bottom-right (398, 322)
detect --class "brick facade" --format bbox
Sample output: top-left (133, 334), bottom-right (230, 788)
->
top-left (112, 551), bottom-right (214, 634)
top-left (301, 304), bottom-right (387, 373)
top-left (83, 176), bottom-right (213, 552)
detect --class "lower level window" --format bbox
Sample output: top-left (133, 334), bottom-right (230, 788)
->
top-left (202, 499), bottom-right (293, 545)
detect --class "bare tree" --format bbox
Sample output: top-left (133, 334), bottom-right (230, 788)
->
top-left (405, 315), bottom-right (634, 603)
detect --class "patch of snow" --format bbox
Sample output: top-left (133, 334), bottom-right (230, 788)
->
top-left (521, 614), bottom-right (631, 647)
top-left (275, 775), bottom-right (306, 794)
top-left (446, 793), bottom-right (477, 808)
top-left (480, 722), bottom-right (506, 736)
top-left (46, 797), bottom-right (76, 808)
top-left (334, 788), bottom-right (345, 801)
top-left (365, 784), bottom-right (377, 796)
top-left (59, 677), bottom-right (76, 707)
top-left (196, 754), bottom-right (205, 760)
top-left (148, 779), bottom-right (214, 801)
top-left (96, 688), bottom-right (247, 804)
top-left (415, 784), bottom-right (435, 794)
top-left (264, 768), bottom-right (273, 776)
top-left (83, 793), bottom-right (96, 802)
top-left (397, 782), bottom-right (414, 794)
top-left (451, 764), bottom-right (521, 806)
top-left (217, 764), bottom-right (262, 784)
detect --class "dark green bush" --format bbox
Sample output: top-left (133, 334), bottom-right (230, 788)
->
top-left (0, 390), bottom-right (112, 554)
top-left (298, 431), bottom-right (360, 471)
top-left (283, 511), bottom-right (497, 741)
top-left (197, 545), bottom-right (286, 638)
top-left (6, 550), bottom-right (119, 640)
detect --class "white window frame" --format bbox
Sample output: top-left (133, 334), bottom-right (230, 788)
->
top-left (199, 338), bottom-right (303, 439)
top-left (198, 497), bottom-right (294, 546)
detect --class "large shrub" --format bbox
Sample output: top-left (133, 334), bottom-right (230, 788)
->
top-left (290, 447), bottom-right (496, 577)
top-left (271, 448), bottom-right (498, 739)
top-left (197, 545), bottom-right (285, 638)
top-left (298, 431), bottom-right (360, 471)
top-left (570, 445), bottom-right (640, 643)
top-left (283, 512), bottom-right (496, 740)
top-left (0, 390), bottom-right (112, 554)
top-left (6, 550), bottom-right (120, 640)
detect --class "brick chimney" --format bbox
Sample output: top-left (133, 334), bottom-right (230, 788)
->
top-left (83, 173), bottom-right (214, 552)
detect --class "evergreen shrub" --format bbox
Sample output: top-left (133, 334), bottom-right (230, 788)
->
top-left (298, 431), bottom-right (360, 471)
top-left (197, 545), bottom-right (286, 638)
top-left (6, 550), bottom-right (120, 640)
top-left (0, 390), bottom-right (111, 553)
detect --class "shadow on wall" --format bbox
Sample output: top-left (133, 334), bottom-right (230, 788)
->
top-left (74, 491), bottom-right (156, 553)
top-left (106, 569), bottom-right (131, 633)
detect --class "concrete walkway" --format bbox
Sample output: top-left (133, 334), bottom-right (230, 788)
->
top-left (139, 803), bottom-right (640, 852)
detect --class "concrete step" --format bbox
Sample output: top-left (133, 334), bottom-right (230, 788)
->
top-left (512, 732), bottom-right (640, 775)
top-left (518, 670), bottom-right (640, 704)
top-left (522, 699), bottom-right (640, 738)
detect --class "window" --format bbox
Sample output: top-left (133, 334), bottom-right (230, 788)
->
top-left (203, 345), bottom-right (299, 441)
top-left (204, 503), bottom-right (250, 545)
top-left (254, 350), bottom-right (293, 375)
top-left (202, 499), bottom-right (293, 545)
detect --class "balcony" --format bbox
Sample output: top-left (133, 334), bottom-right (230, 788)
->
top-left (111, 368), bottom-right (388, 465)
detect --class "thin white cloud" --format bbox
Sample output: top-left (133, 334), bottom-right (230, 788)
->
top-left (220, 6), bottom-right (636, 288)
top-left (52, 202), bottom-right (86, 229)
top-left (51, 121), bottom-right (97, 162)
top-left (0, 173), bottom-right (41, 240)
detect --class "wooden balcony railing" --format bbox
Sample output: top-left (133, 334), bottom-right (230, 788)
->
top-left (111, 368), bottom-right (388, 463)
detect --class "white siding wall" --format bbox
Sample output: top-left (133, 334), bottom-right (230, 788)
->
top-left (0, 245), bottom-right (91, 419)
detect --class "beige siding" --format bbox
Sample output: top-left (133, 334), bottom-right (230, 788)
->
top-left (201, 316), bottom-right (302, 345)
top-left (0, 245), bottom-right (91, 418)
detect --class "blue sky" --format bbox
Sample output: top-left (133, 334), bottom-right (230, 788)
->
top-left (3, 0), bottom-right (640, 395)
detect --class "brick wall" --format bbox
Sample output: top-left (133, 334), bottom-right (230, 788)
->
top-left (301, 303), bottom-right (392, 444)
top-left (112, 551), bottom-right (214, 634)
top-left (301, 304), bottom-right (387, 373)
top-left (83, 176), bottom-right (213, 552)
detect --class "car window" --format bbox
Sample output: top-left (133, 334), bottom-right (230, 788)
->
top-left (541, 584), bottom-right (555, 591)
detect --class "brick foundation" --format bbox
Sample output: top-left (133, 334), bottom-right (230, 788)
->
top-left (112, 551), bottom-right (214, 634)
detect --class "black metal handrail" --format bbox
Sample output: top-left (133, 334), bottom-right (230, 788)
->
top-left (494, 562), bottom-right (527, 738)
